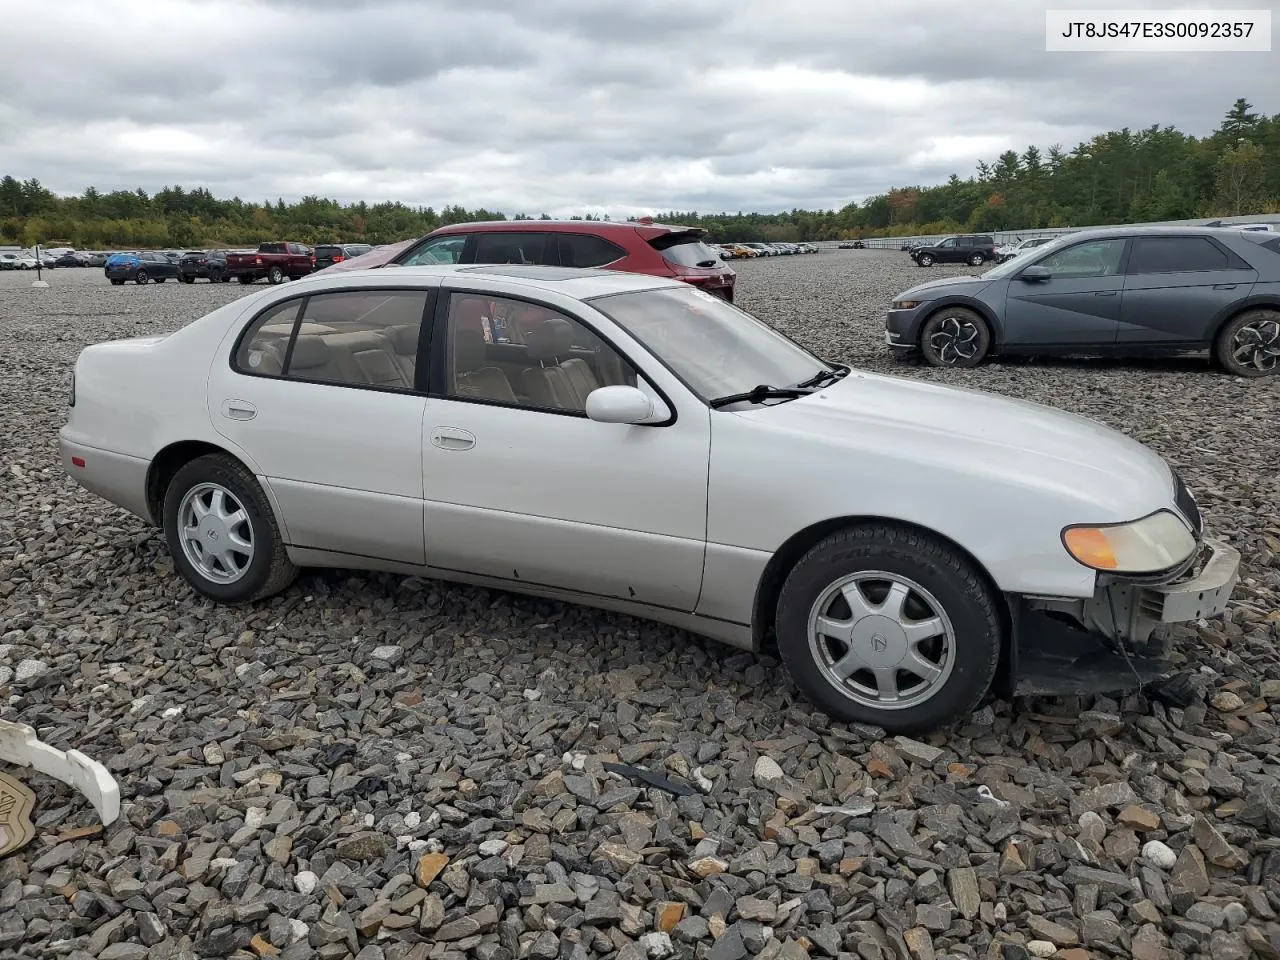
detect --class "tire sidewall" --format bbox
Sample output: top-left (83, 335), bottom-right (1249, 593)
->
top-left (775, 533), bottom-right (1000, 732)
top-left (1216, 310), bottom-right (1279, 377)
top-left (269, 266), bottom-right (283, 284)
top-left (969, 253), bottom-right (985, 266)
top-left (918, 254), bottom-right (934, 267)
top-left (136, 270), bottom-right (148, 284)
top-left (162, 456), bottom-right (281, 603)
top-left (920, 309), bottom-right (990, 368)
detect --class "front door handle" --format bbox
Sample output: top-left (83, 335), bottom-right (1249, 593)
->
top-left (430, 426), bottom-right (476, 451)
top-left (1213, 283), bottom-right (1237, 290)
top-left (222, 399), bottom-right (257, 420)
top-left (1094, 290), bottom-right (1117, 297)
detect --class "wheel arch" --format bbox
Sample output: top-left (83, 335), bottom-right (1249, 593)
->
top-left (751, 515), bottom-right (1014, 682)
top-left (146, 440), bottom-right (258, 526)
top-left (1210, 297), bottom-right (1280, 344)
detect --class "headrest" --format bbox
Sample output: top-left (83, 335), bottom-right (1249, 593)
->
top-left (453, 299), bottom-right (487, 335)
top-left (524, 317), bottom-right (574, 362)
top-left (289, 335), bottom-right (331, 370)
top-left (454, 327), bottom-right (488, 372)
top-left (388, 324), bottom-right (420, 354)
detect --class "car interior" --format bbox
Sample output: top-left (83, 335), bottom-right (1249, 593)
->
top-left (446, 296), bottom-right (637, 411)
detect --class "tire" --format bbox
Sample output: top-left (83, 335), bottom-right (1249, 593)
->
top-left (917, 253), bottom-right (935, 267)
top-left (135, 270), bottom-right (149, 285)
top-left (1214, 308), bottom-right (1280, 377)
top-left (775, 524), bottom-right (1002, 733)
top-left (110, 279), bottom-right (124, 286)
top-left (968, 252), bottom-right (986, 266)
top-left (238, 275), bottom-right (255, 285)
top-left (162, 454), bottom-right (298, 604)
top-left (920, 307), bottom-right (991, 368)
top-left (268, 266), bottom-right (284, 285)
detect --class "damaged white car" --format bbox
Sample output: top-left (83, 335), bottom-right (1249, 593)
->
top-left (59, 264), bottom-right (1239, 732)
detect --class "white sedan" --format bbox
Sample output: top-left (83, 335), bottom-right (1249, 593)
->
top-left (60, 264), bottom-right (1240, 731)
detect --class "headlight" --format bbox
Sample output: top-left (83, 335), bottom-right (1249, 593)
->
top-left (893, 300), bottom-right (923, 309)
top-left (1062, 510), bottom-right (1196, 574)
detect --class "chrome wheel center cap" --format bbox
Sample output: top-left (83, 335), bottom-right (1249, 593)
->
top-left (849, 615), bottom-right (908, 668)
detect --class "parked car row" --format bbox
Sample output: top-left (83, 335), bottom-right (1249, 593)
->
top-left (0, 249), bottom-right (112, 269)
top-left (885, 225), bottom-right (1280, 377)
top-left (714, 242), bottom-right (820, 259)
top-left (100, 241), bottom-right (375, 286)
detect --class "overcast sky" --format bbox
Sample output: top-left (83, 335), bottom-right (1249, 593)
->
top-left (1, 0), bottom-right (1274, 217)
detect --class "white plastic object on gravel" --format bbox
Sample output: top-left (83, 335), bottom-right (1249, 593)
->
top-left (0, 719), bottom-right (121, 825)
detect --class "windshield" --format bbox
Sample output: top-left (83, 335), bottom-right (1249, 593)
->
top-left (589, 285), bottom-right (830, 403)
top-left (980, 233), bottom-right (1074, 279)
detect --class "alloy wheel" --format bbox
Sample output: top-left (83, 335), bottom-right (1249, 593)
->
top-left (806, 571), bottom-right (955, 710)
top-left (177, 483), bottom-right (255, 584)
top-left (928, 316), bottom-right (982, 364)
top-left (1232, 319), bottom-right (1280, 373)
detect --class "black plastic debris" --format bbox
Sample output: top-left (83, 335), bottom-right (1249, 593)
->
top-left (602, 762), bottom-right (697, 797)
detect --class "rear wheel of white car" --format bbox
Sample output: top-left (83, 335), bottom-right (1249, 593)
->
top-left (775, 524), bottom-right (1001, 733)
top-left (162, 454), bottom-right (297, 603)
top-left (1215, 309), bottom-right (1280, 377)
top-left (920, 307), bottom-right (990, 368)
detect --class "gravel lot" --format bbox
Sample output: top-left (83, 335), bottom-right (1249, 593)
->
top-left (2, 254), bottom-right (1279, 960)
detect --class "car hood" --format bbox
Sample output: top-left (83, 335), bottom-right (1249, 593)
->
top-left (897, 274), bottom-right (994, 300)
top-left (738, 371), bottom-right (1175, 520)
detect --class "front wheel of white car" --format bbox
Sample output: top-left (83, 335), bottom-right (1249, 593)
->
top-left (162, 454), bottom-right (298, 603)
top-left (775, 524), bottom-right (1002, 733)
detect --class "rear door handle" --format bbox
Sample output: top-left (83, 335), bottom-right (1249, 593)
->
top-left (430, 426), bottom-right (476, 451)
top-left (1213, 283), bottom-right (1237, 290)
top-left (221, 399), bottom-right (257, 421)
top-left (1094, 291), bottom-right (1117, 297)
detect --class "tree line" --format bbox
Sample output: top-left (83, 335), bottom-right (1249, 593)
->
top-left (2, 98), bottom-right (1276, 249)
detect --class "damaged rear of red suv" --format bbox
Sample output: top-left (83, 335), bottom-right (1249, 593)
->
top-left (325, 218), bottom-right (737, 301)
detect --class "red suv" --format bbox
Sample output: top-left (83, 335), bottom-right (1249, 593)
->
top-left (325, 219), bottom-right (736, 300)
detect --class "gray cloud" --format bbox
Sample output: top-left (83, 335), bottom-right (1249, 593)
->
top-left (1, 0), bottom-right (1274, 215)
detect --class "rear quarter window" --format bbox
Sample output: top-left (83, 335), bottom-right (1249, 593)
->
top-left (553, 233), bottom-right (626, 268)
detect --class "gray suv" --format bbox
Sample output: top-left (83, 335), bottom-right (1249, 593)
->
top-left (885, 226), bottom-right (1280, 377)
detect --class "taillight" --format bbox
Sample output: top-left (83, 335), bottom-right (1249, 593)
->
top-left (333, 256), bottom-right (344, 263)
top-left (255, 256), bottom-right (263, 265)
top-left (311, 256), bottom-right (316, 265)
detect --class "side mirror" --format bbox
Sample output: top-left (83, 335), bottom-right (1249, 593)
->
top-left (585, 385), bottom-right (667, 425)
top-left (1020, 265), bottom-right (1050, 282)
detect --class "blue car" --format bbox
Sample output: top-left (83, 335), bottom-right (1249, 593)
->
top-left (105, 251), bottom-right (182, 285)
top-left (885, 225), bottom-right (1280, 377)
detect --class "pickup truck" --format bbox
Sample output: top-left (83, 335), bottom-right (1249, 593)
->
top-left (225, 242), bottom-right (314, 284)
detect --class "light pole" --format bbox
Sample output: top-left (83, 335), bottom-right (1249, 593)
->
top-left (32, 242), bottom-right (49, 288)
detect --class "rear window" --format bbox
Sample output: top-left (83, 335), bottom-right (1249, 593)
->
top-left (260, 243), bottom-right (287, 254)
top-left (652, 236), bottom-right (721, 268)
top-left (345, 244), bottom-right (373, 256)
top-left (314, 246), bottom-right (343, 258)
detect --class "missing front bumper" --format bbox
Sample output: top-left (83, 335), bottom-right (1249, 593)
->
top-left (1004, 537), bottom-right (1240, 699)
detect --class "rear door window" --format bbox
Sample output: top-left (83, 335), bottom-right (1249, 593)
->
top-left (1126, 237), bottom-right (1230, 274)
top-left (472, 232), bottom-right (549, 266)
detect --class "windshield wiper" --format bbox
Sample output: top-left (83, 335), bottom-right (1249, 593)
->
top-left (792, 363), bottom-right (850, 389)
top-left (708, 384), bottom-right (814, 409)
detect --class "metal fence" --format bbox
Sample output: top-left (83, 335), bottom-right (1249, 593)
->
top-left (836, 212), bottom-right (1280, 251)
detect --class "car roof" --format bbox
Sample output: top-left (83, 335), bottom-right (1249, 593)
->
top-left (426, 218), bottom-right (704, 240)
top-left (1054, 224), bottom-right (1271, 242)
top-left (273, 262), bottom-right (685, 298)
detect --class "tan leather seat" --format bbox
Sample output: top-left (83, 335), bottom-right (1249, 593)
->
top-left (521, 319), bottom-right (582, 410)
top-left (322, 330), bottom-right (411, 388)
top-left (387, 324), bottom-right (420, 383)
top-left (287, 335), bottom-right (346, 381)
top-left (454, 327), bottom-right (517, 403)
